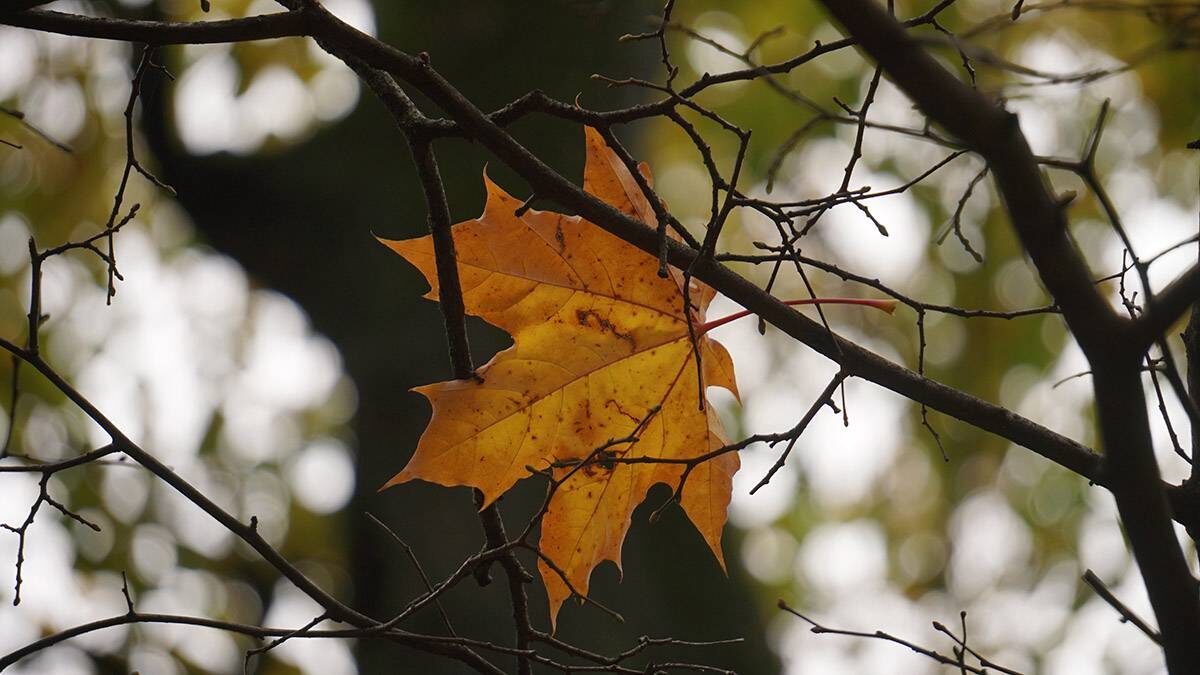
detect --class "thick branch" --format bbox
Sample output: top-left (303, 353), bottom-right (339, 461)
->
top-left (1, 9), bottom-right (308, 44)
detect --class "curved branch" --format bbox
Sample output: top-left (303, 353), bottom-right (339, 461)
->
top-left (0, 611), bottom-right (507, 673)
top-left (0, 613), bottom-right (359, 670)
top-left (1, 9), bottom-right (309, 44)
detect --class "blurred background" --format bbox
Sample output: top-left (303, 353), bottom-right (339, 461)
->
top-left (0, 0), bottom-right (1197, 673)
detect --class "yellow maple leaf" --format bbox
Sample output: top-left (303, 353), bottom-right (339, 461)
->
top-left (380, 127), bottom-right (739, 624)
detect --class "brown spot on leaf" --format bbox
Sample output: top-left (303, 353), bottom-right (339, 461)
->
top-left (574, 308), bottom-right (636, 348)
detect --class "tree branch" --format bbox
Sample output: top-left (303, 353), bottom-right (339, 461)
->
top-left (1, 8), bottom-right (309, 44)
top-left (0, 610), bottom-right (513, 673)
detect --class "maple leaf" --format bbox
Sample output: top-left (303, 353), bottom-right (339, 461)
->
top-left (379, 127), bottom-right (740, 624)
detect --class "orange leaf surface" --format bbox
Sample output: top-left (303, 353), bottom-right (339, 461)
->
top-left (379, 127), bottom-right (740, 624)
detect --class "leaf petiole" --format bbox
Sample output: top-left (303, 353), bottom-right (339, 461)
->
top-left (697, 297), bottom-right (897, 336)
